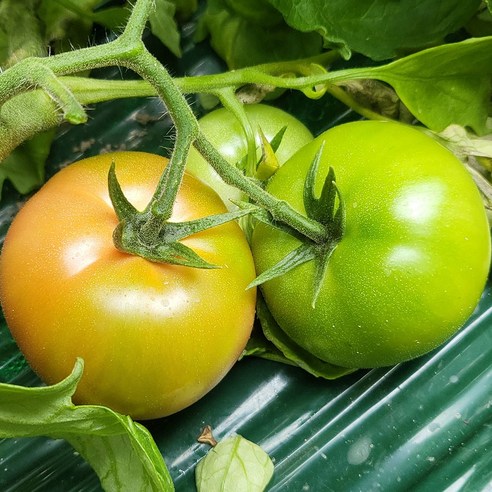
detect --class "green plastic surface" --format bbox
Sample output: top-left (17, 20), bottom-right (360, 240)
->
top-left (0, 26), bottom-right (491, 492)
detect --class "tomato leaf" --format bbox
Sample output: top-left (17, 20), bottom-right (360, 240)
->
top-left (38, 0), bottom-right (130, 44)
top-left (0, 0), bottom-right (46, 66)
top-left (242, 326), bottom-right (298, 367)
top-left (268, 0), bottom-right (481, 61)
top-left (0, 130), bottom-right (55, 198)
top-left (37, 0), bottom-right (96, 53)
top-left (196, 434), bottom-right (274, 492)
top-left (92, 7), bottom-right (130, 30)
top-left (255, 296), bottom-right (356, 379)
top-left (199, 0), bottom-right (322, 69)
top-left (367, 36), bottom-right (492, 134)
top-left (434, 124), bottom-right (492, 161)
top-left (0, 359), bottom-right (174, 492)
top-left (149, 0), bottom-right (187, 57)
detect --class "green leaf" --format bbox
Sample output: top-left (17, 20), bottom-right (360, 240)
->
top-left (200, 0), bottom-right (322, 69)
top-left (466, 4), bottom-right (492, 37)
top-left (93, 7), bottom-right (130, 30)
top-left (149, 0), bottom-right (183, 57)
top-left (0, 359), bottom-right (174, 492)
top-left (0, 129), bottom-right (55, 198)
top-left (37, 0), bottom-right (96, 52)
top-left (196, 434), bottom-right (274, 492)
top-left (256, 296), bottom-right (356, 379)
top-left (368, 36), bottom-right (492, 134)
top-left (39, 0), bottom-right (129, 34)
top-left (268, 0), bottom-right (482, 61)
top-left (0, 0), bottom-right (46, 66)
top-left (241, 326), bottom-right (298, 367)
top-left (173, 0), bottom-right (198, 21)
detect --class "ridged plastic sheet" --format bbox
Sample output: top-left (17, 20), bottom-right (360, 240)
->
top-left (0, 30), bottom-right (491, 492)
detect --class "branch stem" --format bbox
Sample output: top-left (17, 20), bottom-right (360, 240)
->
top-left (0, 0), bottom-right (330, 247)
top-left (193, 134), bottom-right (327, 243)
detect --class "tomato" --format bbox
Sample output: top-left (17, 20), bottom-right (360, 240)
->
top-left (186, 104), bottom-right (313, 208)
top-left (0, 152), bottom-right (257, 419)
top-left (251, 121), bottom-right (491, 369)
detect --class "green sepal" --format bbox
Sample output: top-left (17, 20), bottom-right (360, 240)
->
top-left (108, 162), bottom-right (138, 221)
top-left (232, 200), bottom-right (305, 241)
top-left (303, 143), bottom-right (344, 231)
top-left (255, 128), bottom-right (280, 181)
top-left (249, 146), bottom-right (346, 305)
top-left (248, 242), bottom-right (317, 289)
top-left (312, 241), bottom-right (336, 307)
top-left (109, 164), bottom-right (254, 268)
top-left (237, 124), bottom-right (287, 181)
top-left (329, 179), bottom-right (346, 241)
top-left (268, 125), bottom-right (287, 154)
top-left (162, 207), bottom-right (252, 242)
top-left (113, 221), bottom-right (219, 268)
top-left (253, 296), bottom-right (357, 379)
top-left (254, 125), bottom-right (288, 182)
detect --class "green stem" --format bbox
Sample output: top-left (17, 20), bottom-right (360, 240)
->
top-left (59, 60), bottom-right (393, 129)
top-left (0, 62), bottom-right (85, 125)
top-left (124, 49), bottom-right (198, 229)
top-left (193, 133), bottom-right (327, 243)
top-left (0, 0), bottom-right (329, 245)
top-left (216, 88), bottom-right (257, 177)
top-left (63, 76), bottom-right (155, 103)
top-left (325, 84), bottom-right (390, 122)
top-left (174, 65), bottom-right (367, 95)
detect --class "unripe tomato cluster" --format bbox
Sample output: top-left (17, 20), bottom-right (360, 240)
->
top-left (1, 105), bottom-right (489, 419)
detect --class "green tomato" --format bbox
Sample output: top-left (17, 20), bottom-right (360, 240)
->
top-left (251, 120), bottom-right (491, 368)
top-left (186, 104), bottom-right (313, 209)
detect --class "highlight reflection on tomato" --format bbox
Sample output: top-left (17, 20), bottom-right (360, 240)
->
top-left (0, 151), bottom-right (257, 420)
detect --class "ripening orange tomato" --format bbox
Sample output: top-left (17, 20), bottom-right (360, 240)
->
top-left (0, 151), bottom-right (257, 419)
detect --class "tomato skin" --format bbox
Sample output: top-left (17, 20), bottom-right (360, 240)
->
top-left (186, 104), bottom-right (313, 208)
top-left (252, 121), bottom-right (491, 368)
top-left (0, 152), bottom-right (257, 419)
